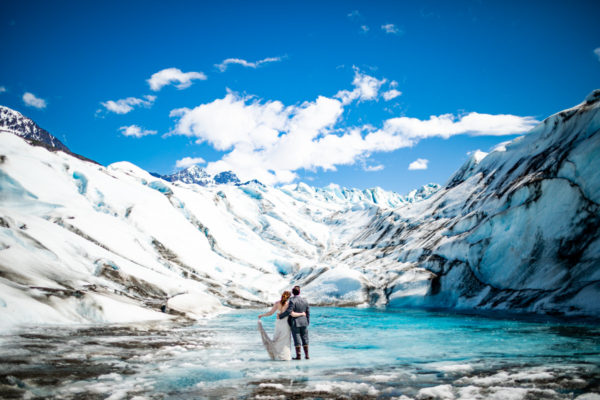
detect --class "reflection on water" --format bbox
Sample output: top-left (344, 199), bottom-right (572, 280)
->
top-left (0, 307), bottom-right (598, 399)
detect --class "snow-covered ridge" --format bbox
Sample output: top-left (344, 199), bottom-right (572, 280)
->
top-left (0, 91), bottom-right (599, 328)
top-left (150, 165), bottom-right (440, 210)
top-left (280, 182), bottom-right (440, 209)
top-left (148, 164), bottom-right (438, 209)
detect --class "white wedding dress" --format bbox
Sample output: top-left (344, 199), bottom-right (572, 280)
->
top-left (258, 313), bottom-right (291, 361)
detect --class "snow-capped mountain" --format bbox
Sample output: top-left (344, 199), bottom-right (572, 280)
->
top-left (152, 165), bottom-right (242, 186)
top-left (0, 105), bottom-right (68, 151)
top-left (0, 105), bottom-right (98, 165)
top-left (0, 91), bottom-right (598, 328)
top-left (152, 165), bottom-right (213, 185)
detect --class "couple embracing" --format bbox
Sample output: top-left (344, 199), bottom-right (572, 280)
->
top-left (258, 285), bottom-right (310, 361)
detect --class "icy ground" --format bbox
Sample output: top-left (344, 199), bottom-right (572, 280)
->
top-left (0, 91), bottom-right (600, 328)
top-left (0, 307), bottom-right (598, 399)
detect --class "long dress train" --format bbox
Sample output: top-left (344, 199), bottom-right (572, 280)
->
top-left (258, 316), bottom-right (291, 361)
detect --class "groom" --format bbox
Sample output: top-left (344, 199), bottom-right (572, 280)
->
top-left (278, 285), bottom-right (310, 360)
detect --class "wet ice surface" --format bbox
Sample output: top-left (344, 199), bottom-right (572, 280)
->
top-left (1, 308), bottom-right (599, 399)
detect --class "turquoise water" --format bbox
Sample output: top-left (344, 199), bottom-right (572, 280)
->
top-left (1, 307), bottom-right (599, 399)
top-left (152, 307), bottom-right (600, 398)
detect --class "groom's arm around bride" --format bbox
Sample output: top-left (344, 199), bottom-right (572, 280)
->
top-left (279, 295), bottom-right (294, 326)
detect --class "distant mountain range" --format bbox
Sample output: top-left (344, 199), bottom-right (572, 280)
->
top-left (150, 165), bottom-right (243, 186)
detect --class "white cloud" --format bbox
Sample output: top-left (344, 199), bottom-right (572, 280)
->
top-left (215, 56), bottom-right (282, 72)
top-left (408, 158), bottom-right (428, 170)
top-left (0, 86), bottom-right (6, 93)
top-left (101, 95), bottom-right (156, 114)
top-left (169, 90), bottom-right (290, 151)
top-left (22, 92), bottom-right (46, 109)
top-left (147, 68), bottom-right (206, 91)
top-left (335, 67), bottom-right (386, 105)
top-left (175, 156), bottom-right (206, 169)
top-left (364, 164), bottom-right (384, 172)
top-left (383, 89), bottom-right (402, 101)
top-left (119, 125), bottom-right (157, 138)
top-left (381, 23), bottom-right (401, 35)
top-left (381, 112), bottom-right (538, 141)
top-left (170, 91), bottom-right (346, 184)
top-left (594, 47), bottom-right (600, 62)
top-left (167, 75), bottom-right (537, 185)
top-left (360, 25), bottom-right (370, 33)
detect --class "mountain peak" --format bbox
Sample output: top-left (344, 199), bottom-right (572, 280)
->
top-left (0, 105), bottom-right (68, 152)
top-left (185, 164), bottom-right (203, 172)
top-left (0, 105), bottom-right (99, 165)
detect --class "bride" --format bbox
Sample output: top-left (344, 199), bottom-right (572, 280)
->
top-left (257, 290), bottom-right (305, 361)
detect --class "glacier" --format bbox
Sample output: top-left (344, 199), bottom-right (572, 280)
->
top-left (0, 91), bottom-right (599, 328)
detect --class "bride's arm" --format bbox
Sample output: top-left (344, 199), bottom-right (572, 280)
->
top-left (258, 302), bottom-right (278, 319)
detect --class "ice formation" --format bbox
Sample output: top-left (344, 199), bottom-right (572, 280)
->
top-left (0, 91), bottom-right (599, 327)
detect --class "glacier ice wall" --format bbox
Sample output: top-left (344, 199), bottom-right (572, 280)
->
top-left (336, 90), bottom-right (600, 316)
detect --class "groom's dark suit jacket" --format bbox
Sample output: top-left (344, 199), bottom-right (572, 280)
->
top-left (279, 295), bottom-right (310, 328)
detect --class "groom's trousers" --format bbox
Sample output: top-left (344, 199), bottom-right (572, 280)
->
top-left (292, 326), bottom-right (308, 347)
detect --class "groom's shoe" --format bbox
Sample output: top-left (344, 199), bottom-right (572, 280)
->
top-left (303, 345), bottom-right (309, 360)
top-left (293, 346), bottom-right (302, 360)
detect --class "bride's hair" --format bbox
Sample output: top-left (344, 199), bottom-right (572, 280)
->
top-left (280, 290), bottom-right (291, 305)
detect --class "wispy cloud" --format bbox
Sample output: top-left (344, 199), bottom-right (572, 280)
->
top-left (215, 56), bottom-right (283, 72)
top-left (175, 156), bottom-right (206, 169)
top-left (147, 68), bottom-right (207, 91)
top-left (335, 67), bottom-right (386, 105)
top-left (360, 25), bottom-right (370, 33)
top-left (408, 158), bottom-right (428, 170)
top-left (364, 164), bottom-right (384, 172)
top-left (0, 86), bottom-right (6, 93)
top-left (594, 47), bottom-right (600, 62)
top-left (119, 125), bottom-right (157, 138)
top-left (23, 92), bottom-right (46, 109)
top-left (383, 89), bottom-right (402, 101)
top-left (381, 23), bottom-right (401, 35)
top-left (101, 95), bottom-right (156, 114)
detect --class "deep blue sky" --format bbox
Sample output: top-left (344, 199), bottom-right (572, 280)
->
top-left (1, 0), bottom-right (599, 194)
